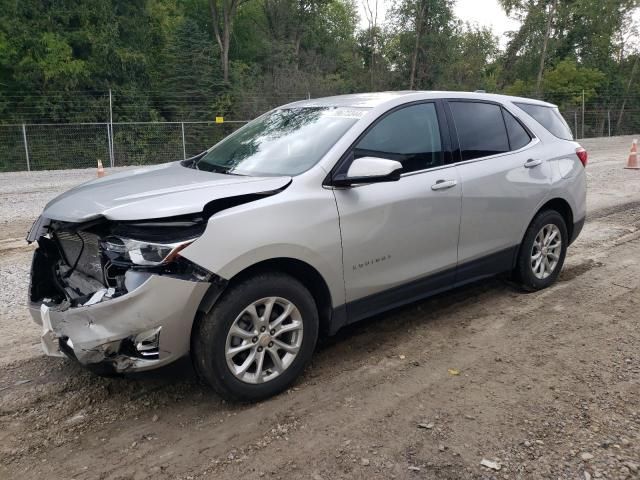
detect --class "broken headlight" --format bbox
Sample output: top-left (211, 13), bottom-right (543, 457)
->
top-left (100, 236), bottom-right (195, 267)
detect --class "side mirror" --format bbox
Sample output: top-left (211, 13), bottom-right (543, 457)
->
top-left (333, 156), bottom-right (403, 187)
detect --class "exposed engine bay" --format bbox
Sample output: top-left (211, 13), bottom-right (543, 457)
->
top-left (26, 213), bottom-right (219, 370)
top-left (25, 178), bottom-right (289, 372)
top-left (29, 214), bottom-right (212, 310)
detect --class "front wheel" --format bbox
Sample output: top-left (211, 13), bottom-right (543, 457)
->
top-left (514, 210), bottom-right (568, 291)
top-left (192, 272), bottom-right (318, 402)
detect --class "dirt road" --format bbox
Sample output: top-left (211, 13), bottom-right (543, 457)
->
top-left (1, 137), bottom-right (639, 479)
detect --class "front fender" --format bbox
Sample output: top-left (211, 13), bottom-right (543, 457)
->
top-left (179, 182), bottom-right (345, 307)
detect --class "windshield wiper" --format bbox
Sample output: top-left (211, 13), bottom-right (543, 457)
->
top-left (196, 161), bottom-right (248, 176)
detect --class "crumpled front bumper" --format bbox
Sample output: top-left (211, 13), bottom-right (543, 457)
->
top-left (29, 274), bottom-right (209, 372)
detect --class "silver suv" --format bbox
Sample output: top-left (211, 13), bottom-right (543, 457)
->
top-left (27, 91), bottom-right (587, 401)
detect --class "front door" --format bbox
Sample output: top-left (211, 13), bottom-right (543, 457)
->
top-left (331, 102), bottom-right (462, 322)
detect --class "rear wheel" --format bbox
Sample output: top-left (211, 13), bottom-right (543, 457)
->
top-left (514, 210), bottom-right (568, 291)
top-left (192, 272), bottom-right (318, 402)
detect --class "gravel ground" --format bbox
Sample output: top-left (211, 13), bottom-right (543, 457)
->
top-left (0, 166), bottom-right (132, 239)
top-left (0, 137), bottom-right (639, 480)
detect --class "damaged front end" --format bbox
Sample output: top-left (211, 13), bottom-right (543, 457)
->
top-left (27, 214), bottom-right (223, 373)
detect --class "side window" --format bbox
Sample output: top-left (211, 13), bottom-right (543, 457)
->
top-left (354, 103), bottom-right (443, 173)
top-left (503, 109), bottom-right (532, 150)
top-left (449, 102), bottom-right (509, 161)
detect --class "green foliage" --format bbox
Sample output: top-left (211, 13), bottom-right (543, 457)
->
top-left (26, 33), bottom-right (88, 85)
top-left (542, 59), bottom-right (606, 104)
top-left (499, 0), bottom-right (638, 92)
top-left (0, 0), bottom-right (638, 131)
top-left (442, 23), bottom-right (500, 91)
top-left (504, 79), bottom-right (533, 96)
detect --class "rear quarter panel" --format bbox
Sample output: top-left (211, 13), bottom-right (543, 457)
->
top-left (548, 143), bottom-right (587, 222)
top-left (522, 139), bottom-right (587, 241)
top-left (507, 102), bottom-right (587, 239)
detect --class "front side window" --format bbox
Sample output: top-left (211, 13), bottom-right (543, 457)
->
top-left (449, 101), bottom-right (509, 161)
top-left (514, 102), bottom-right (573, 141)
top-left (197, 107), bottom-right (365, 176)
top-left (354, 103), bottom-right (443, 173)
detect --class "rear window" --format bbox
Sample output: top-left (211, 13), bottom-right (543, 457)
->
top-left (514, 103), bottom-right (573, 140)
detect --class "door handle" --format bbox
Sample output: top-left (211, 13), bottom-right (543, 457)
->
top-left (431, 179), bottom-right (457, 191)
top-left (524, 158), bottom-right (542, 168)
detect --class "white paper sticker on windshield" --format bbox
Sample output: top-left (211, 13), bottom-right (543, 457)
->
top-left (324, 108), bottom-right (368, 119)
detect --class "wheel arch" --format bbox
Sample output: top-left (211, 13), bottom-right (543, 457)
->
top-left (195, 257), bottom-right (335, 338)
top-left (537, 197), bottom-right (574, 241)
top-left (513, 197), bottom-right (575, 269)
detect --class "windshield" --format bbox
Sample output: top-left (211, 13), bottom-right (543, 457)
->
top-left (196, 106), bottom-right (367, 176)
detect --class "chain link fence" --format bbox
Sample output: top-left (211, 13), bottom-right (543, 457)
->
top-left (0, 121), bottom-right (245, 172)
top-left (2, 95), bottom-right (640, 172)
top-left (559, 107), bottom-right (640, 139)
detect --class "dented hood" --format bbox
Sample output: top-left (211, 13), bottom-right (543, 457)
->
top-left (42, 162), bottom-right (291, 222)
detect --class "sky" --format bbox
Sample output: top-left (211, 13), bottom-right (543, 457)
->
top-left (358, 0), bottom-right (520, 49)
top-left (455, 0), bottom-right (520, 47)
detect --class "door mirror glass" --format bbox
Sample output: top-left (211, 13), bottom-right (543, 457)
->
top-left (334, 156), bottom-right (403, 186)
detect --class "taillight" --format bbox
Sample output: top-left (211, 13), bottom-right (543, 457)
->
top-left (576, 147), bottom-right (588, 167)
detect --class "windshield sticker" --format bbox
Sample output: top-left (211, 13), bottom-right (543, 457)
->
top-left (323, 108), bottom-right (368, 119)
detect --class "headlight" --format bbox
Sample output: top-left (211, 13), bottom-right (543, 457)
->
top-left (100, 236), bottom-right (195, 266)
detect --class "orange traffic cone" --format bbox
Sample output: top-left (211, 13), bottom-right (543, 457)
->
top-left (625, 139), bottom-right (640, 169)
top-left (97, 159), bottom-right (105, 177)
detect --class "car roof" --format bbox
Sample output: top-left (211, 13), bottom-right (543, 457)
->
top-left (283, 91), bottom-right (557, 109)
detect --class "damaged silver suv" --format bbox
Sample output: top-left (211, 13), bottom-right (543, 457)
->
top-left (28, 91), bottom-right (587, 401)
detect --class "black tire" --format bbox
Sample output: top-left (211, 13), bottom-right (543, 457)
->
top-left (191, 272), bottom-right (319, 402)
top-left (514, 209), bottom-right (568, 291)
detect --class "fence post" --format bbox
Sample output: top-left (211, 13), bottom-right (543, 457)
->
top-left (106, 124), bottom-right (113, 168)
top-left (109, 89), bottom-right (115, 167)
top-left (607, 110), bottom-right (611, 137)
top-left (22, 124), bottom-right (30, 172)
top-left (574, 111), bottom-right (578, 139)
top-left (581, 89), bottom-right (585, 139)
top-left (181, 122), bottom-right (186, 160)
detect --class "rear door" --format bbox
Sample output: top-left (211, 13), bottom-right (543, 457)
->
top-left (446, 100), bottom-right (551, 278)
top-left (331, 101), bottom-right (462, 320)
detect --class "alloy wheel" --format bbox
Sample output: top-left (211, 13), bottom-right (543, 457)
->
top-left (225, 297), bottom-right (303, 384)
top-left (530, 223), bottom-right (562, 280)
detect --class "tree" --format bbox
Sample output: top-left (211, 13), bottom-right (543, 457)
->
top-left (362, 0), bottom-right (379, 90)
top-left (388, 0), bottom-right (456, 90)
top-left (409, 0), bottom-right (427, 89)
top-left (499, 0), bottom-right (639, 95)
top-left (536, 0), bottom-right (556, 93)
top-left (209, 0), bottom-right (250, 83)
top-left (542, 59), bottom-right (605, 104)
top-left (445, 24), bottom-right (499, 90)
top-left (1, 0), bottom-right (638, 136)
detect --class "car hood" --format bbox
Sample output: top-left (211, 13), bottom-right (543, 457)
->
top-left (42, 162), bottom-right (292, 222)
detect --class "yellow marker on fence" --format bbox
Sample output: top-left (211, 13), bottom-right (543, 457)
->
top-left (215, 116), bottom-right (224, 124)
